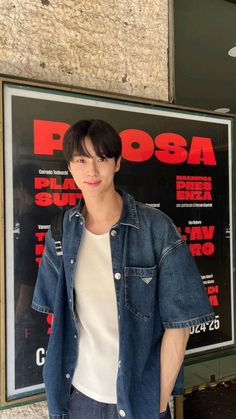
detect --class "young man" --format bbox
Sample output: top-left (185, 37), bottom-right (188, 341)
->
top-left (32, 119), bottom-right (214, 419)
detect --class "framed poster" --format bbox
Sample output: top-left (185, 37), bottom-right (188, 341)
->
top-left (1, 80), bottom-right (234, 400)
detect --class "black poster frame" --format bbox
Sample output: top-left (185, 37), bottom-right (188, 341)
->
top-left (0, 78), bottom-right (235, 403)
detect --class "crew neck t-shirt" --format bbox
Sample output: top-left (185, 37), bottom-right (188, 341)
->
top-left (72, 227), bottom-right (119, 403)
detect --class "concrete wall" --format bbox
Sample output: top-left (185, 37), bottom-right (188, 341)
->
top-left (0, 0), bottom-right (169, 416)
top-left (0, 0), bottom-right (169, 100)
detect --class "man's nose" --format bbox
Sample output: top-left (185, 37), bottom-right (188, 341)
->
top-left (87, 159), bottom-right (98, 176)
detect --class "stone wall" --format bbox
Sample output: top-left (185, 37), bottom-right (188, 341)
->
top-left (0, 0), bottom-right (169, 100)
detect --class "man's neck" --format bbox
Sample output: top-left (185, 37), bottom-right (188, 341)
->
top-left (82, 188), bottom-right (123, 234)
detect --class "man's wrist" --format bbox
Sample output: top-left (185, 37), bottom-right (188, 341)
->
top-left (160, 393), bottom-right (170, 412)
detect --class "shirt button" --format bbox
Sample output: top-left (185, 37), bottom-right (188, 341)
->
top-left (119, 410), bottom-right (126, 417)
top-left (70, 259), bottom-right (74, 264)
top-left (66, 373), bottom-right (70, 379)
top-left (111, 229), bottom-right (118, 237)
top-left (75, 213), bottom-right (80, 217)
top-left (114, 272), bottom-right (121, 280)
top-left (74, 335), bottom-right (77, 339)
top-left (118, 360), bottom-right (121, 368)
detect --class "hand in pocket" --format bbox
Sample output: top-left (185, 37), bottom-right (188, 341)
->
top-left (160, 404), bottom-right (171, 418)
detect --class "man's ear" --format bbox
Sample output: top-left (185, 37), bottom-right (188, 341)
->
top-left (115, 156), bottom-right (121, 173)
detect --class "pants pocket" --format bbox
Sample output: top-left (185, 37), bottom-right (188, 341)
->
top-left (69, 386), bottom-right (78, 403)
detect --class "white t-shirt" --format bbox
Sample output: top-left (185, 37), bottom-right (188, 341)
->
top-left (72, 227), bottom-right (119, 403)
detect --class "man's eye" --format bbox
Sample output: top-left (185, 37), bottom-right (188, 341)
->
top-left (98, 156), bottom-right (106, 162)
top-left (75, 158), bottom-right (85, 163)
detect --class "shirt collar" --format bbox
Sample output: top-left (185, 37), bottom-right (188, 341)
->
top-left (118, 189), bottom-right (140, 229)
top-left (68, 189), bottom-right (140, 229)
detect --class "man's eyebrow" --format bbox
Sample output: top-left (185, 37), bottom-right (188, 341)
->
top-left (72, 153), bottom-right (91, 158)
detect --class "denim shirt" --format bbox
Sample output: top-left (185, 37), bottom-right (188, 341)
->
top-left (32, 190), bottom-right (214, 419)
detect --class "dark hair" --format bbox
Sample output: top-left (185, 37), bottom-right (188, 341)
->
top-left (63, 119), bottom-right (122, 164)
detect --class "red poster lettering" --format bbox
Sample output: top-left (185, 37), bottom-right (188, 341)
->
top-left (35, 177), bottom-right (77, 190)
top-left (208, 285), bottom-right (219, 294)
top-left (119, 129), bottom-right (154, 162)
top-left (155, 133), bottom-right (188, 164)
top-left (176, 191), bottom-right (212, 200)
top-left (189, 242), bottom-right (215, 256)
top-left (35, 192), bottom-right (82, 206)
top-left (35, 244), bottom-right (44, 256)
top-left (187, 137), bottom-right (216, 165)
top-left (33, 120), bottom-right (217, 166)
top-left (208, 295), bottom-right (219, 306)
top-left (47, 314), bottom-right (54, 335)
top-left (34, 120), bottom-right (70, 155)
top-left (176, 181), bottom-right (212, 190)
top-left (35, 232), bottom-right (47, 242)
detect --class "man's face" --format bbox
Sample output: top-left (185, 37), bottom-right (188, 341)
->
top-left (68, 137), bottom-right (121, 197)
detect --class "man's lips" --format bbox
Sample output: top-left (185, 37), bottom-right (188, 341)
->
top-left (84, 180), bottom-right (101, 186)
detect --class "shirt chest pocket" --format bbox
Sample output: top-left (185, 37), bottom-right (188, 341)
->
top-left (124, 265), bottom-right (157, 321)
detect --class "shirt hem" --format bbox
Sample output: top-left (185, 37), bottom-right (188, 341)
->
top-left (73, 382), bottom-right (117, 404)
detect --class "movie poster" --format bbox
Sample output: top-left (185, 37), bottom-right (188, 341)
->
top-left (3, 83), bottom-right (234, 398)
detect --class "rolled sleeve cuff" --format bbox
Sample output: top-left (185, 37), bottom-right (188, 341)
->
top-left (31, 301), bottom-right (54, 314)
top-left (162, 312), bottom-right (215, 329)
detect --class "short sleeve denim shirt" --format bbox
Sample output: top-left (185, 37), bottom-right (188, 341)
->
top-left (32, 190), bottom-right (214, 419)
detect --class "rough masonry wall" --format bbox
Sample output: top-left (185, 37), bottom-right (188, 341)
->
top-left (0, 0), bottom-right (169, 101)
